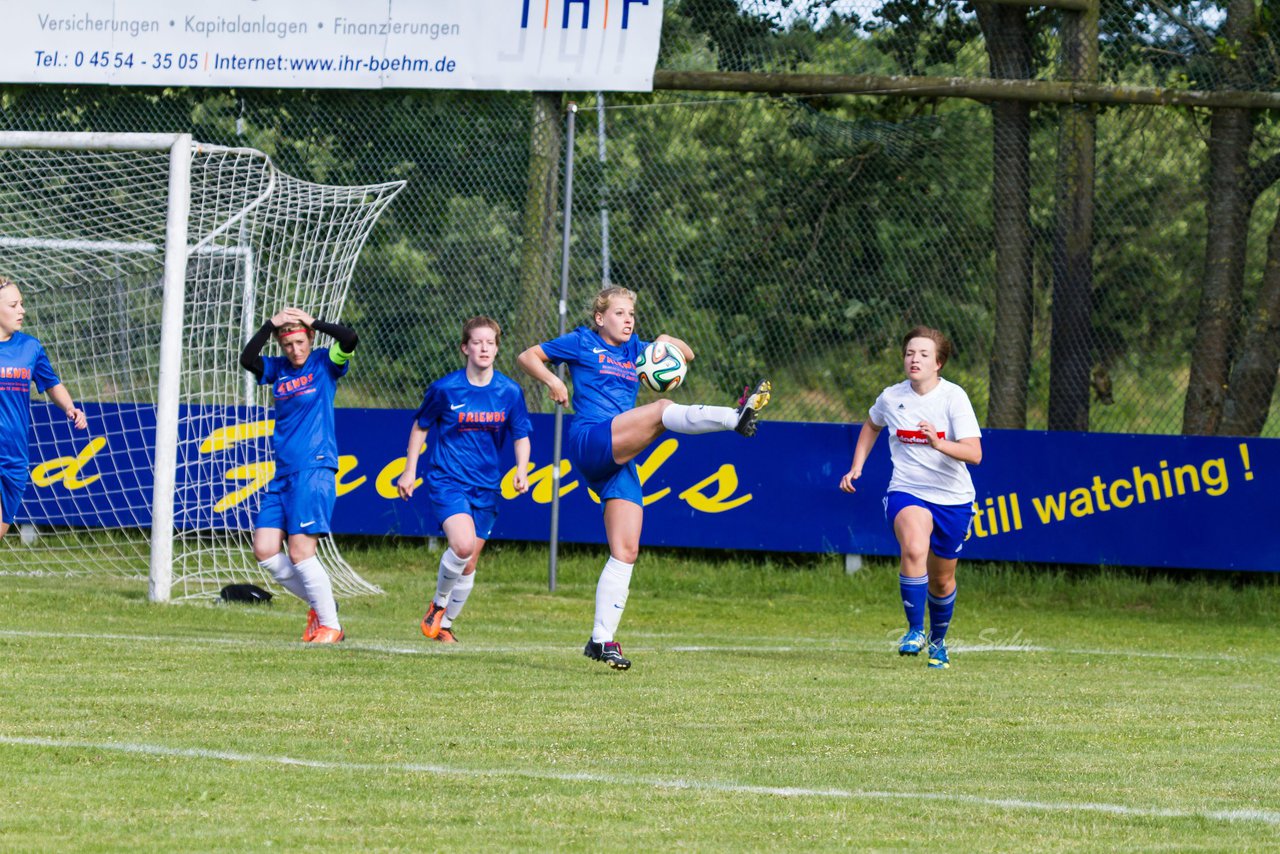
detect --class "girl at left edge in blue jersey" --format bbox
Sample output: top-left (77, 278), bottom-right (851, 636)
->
top-left (397, 316), bottom-right (532, 644)
top-left (0, 277), bottom-right (88, 543)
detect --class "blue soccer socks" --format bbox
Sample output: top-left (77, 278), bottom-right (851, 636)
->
top-left (899, 574), bottom-right (928, 633)
top-left (927, 587), bottom-right (957, 644)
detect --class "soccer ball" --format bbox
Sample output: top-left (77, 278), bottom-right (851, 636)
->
top-left (636, 341), bottom-right (688, 392)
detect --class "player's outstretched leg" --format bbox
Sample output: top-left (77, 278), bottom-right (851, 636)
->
top-left (734, 379), bottom-right (772, 437)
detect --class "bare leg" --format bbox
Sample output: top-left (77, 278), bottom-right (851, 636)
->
top-left (926, 553), bottom-right (957, 597)
top-left (610, 400), bottom-right (673, 465)
top-left (893, 506), bottom-right (933, 579)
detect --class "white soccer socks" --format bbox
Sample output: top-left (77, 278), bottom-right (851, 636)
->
top-left (661, 403), bottom-right (739, 434)
top-left (434, 547), bottom-right (469, 608)
top-left (293, 555), bottom-right (340, 630)
top-left (444, 571), bottom-right (475, 625)
top-left (592, 556), bottom-right (634, 643)
top-left (259, 553), bottom-right (309, 602)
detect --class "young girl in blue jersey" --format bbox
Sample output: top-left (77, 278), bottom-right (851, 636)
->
top-left (240, 306), bottom-right (357, 644)
top-left (397, 316), bottom-right (533, 644)
top-left (0, 278), bottom-right (88, 542)
top-left (839, 326), bottom-right (982, 669)
top-left (517, 286), bottom-right (771, 670)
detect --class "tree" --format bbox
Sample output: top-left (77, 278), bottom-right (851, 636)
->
top-left (1048, 1), bottom-right (1100, 432)
top-left (1182, 0), bottom-right (1259, 433)
top-left (976, 3), bottom-right (1038, 429)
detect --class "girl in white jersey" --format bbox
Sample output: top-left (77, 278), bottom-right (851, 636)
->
top-left (839, 327), bottom-right (982, 669)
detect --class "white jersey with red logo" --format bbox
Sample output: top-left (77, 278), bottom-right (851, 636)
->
top-left (868, 378), bottom-right (981, 505)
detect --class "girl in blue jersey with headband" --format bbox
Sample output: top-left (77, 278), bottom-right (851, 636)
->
top-left (518, 286), bottom-right (771, 671)
top-left (397, 316), bottom-right (532, 644)
top-left (240, 306), bottom-right (357, 644)
top-left (0, 277), bottom-right (88, 542)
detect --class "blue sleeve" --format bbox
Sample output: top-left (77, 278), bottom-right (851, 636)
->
top-left (32, 345), bottom-right (60, 393)
top-left (508, 383), bottom-right (533, 440)
top-left (413, 383), bottom-right (445, 429)
top-left (259, 356), bottom-right (282, 386)
top-left (539, 330), bottom-right (581, 367)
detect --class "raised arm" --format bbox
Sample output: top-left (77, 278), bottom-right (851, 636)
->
top-left (312, 318), bottom-right (359, 356)
top-left (919, 423), bottom-right (982, 466)
top-left (239, 319), bottom-right (276, 380)
top-left (516, 344), bottom-right (569, 407)
top-left (654, 333), bottom-right (694, 363)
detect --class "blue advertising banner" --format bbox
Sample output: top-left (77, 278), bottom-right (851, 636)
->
top-left (18, 404), bottom-right (1275, 572)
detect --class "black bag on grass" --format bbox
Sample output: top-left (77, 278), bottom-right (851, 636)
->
top-left (219, 583), bottom-right (273, 604)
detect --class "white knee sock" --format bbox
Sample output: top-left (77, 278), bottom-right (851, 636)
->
top-left (592, 556), bottom-right (634, 642)
top-left (293, 556), bottom-right (340, 630)
top-left (443, 572), bottom-right (475, 626)
top-left (259, 553), bottom-right (309, 603)
top-left (434, 548), bottom-right (468, 608)
top-left (661, 403), bottom-right (739, 434)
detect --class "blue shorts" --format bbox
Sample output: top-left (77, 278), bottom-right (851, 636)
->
top-left (0, 468), bottom-right (26, 526)
top-left (427, 477), bottom-right (499, 540)
top-left (884, 491), bottom-right (974, 559)
top-left (568, 419), bottom-right (642, 507)
top-left (254, 468), bottom-right (336, 537)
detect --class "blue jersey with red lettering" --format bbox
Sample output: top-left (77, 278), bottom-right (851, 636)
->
top-left (260, 348), bottom-right (346, 476)
top-left (539, 326), bottom-right (649, 439)
top-left (413, 369), bottom-right (532, 491)
top-left (0, 332), bottom-right (60, 472)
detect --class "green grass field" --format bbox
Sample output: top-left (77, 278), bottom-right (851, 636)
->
top-left (3, 541), bottom-right (1279, 851)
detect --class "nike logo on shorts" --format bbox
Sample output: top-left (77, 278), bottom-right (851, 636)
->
top-left (300, 521), bottom-right (315, 528)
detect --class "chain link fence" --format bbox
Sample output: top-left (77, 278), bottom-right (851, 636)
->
top-left (2, 0), bottom-right (1278, 436)
top-left (669, 1), bottom-right (1264, 92)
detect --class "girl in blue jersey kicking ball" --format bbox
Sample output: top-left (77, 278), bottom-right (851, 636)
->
top-left (0, 277), bottom-right (88, 543)
top-left (240, 306), bottom-right (357, 644)
top-left (518, 286), bottom-right (771, 671)
top-left (397, 316), bottom-right (533, 644)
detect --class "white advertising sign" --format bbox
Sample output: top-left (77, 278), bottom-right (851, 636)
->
top-left (4, 0), bottom-right (664, 91)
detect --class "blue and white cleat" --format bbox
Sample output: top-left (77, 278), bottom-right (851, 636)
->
top-left (927, 640), bottom-right (950, 669)
top-left (898, 629), bottom-right (927, 656)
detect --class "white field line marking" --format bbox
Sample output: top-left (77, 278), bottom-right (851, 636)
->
top-left (2, 734), bottom-right (1277, 827)
top-left (0, 627), bottom-right (1270, 664)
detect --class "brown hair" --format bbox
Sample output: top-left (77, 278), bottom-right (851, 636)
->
top-left (461, 315), bottom-right (502, 347)
top-left (902, 326), bottom-right (952, 369)
top-left (589, 285), bottom-right (637, 327)
top-left (0, 277), bottom-right (16, 294)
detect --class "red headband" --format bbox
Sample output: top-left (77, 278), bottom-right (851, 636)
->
top-left (278, 328), bottom-right (309, 342)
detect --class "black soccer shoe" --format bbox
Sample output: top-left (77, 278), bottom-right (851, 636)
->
top-left (734, 379), bottom-right (772, 437)
top-left (584, 639), bottom-right (632, 671)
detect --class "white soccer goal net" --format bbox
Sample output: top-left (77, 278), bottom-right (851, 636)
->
top-left (0, 132), bottom-right (404, 601)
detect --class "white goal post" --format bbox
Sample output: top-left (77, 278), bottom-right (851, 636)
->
top-left (0, 131), bottom-right (404, 601)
